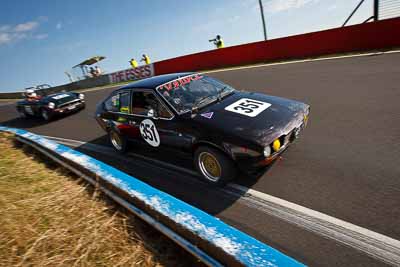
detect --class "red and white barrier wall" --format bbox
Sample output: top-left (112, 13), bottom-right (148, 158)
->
top-left (153, 18), bottom-right (400, 75)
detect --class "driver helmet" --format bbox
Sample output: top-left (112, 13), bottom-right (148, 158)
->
top-left (26, 89), bottom-right (37, 98)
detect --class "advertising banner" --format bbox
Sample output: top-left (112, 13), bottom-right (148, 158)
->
top-left (109, 64), bottom-right (154, 84)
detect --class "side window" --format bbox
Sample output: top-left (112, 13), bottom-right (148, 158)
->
top-left (119, 92), bottom-right (131, 114)
top-left (104, 92), bottom-right (131, 113)
top-left (104, 94), bottom-right (119, 112)
top-left (131, 91), bottom-right (173, 119)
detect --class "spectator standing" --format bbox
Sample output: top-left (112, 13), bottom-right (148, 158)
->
top-left (130, 58), bottom-right (138, 68)
top-left (209, 35), bottom-right (224, 49)
top-left (141, 54), bottom-right (151, 65)
top-left (95, 66), bottom-right (102, 76)
top-left (89, 67), bottom-right (96, 77)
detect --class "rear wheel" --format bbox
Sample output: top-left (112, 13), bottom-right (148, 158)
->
top-left (109, 129), bottom-right (127, 153)
top-left (18, 110), bottom-right (28, 119)
top-left (41, 109), bottom-right (52, 121)
top-left (194, 146), bottom-right (237, 186)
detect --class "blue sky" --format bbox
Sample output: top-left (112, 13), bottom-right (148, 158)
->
top-left (0, 0), bottom-right (375, 92)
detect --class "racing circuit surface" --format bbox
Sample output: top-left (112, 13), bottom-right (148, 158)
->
top-left (1, 53), bottom-right (400, 266)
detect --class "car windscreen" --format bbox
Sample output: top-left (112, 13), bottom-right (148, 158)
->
top-left (156, 74), bottom-right (235, 114)
top-left (48, 93), bottom-right (77, 105)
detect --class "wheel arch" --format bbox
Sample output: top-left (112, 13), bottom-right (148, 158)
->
top-left (192, 141), bottom-right (233, 161)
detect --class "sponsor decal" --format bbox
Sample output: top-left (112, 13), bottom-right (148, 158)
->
top-left (139, 119), bottom-right (160, 147)
top-left (109, 64), bottom-right (154, 83)
top-left (225, 98), bottom-right (271, 117)
top-left (200, 112), bottom-right (214, 119)
top-left (157, 74), bottom-right (203, 92)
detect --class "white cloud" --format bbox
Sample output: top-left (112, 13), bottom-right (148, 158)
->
top-left (264, 0), bottom-right (320, 13)
top-left (328, 4), bottom-right (337, 11)
top-left (14, 21), bottom-right (39, 32)
top-left (0, 19), bottom-right (46, 45)
top-left (0, 33), bottom-right (11, 45)
top-left (35, 33), bottom-right (48, 40)
top-left (56, 22), bottom-right (62, 30)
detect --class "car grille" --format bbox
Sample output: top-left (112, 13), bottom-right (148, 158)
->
top-left (278, 121), bottom-right (305, 149)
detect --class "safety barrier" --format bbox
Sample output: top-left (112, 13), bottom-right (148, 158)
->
top-left (154, 17), bottom-right (400, 75)
top-left (2, 18), bottom-right (399, 99)
top-left (0, 126), bottom-right (304, 267)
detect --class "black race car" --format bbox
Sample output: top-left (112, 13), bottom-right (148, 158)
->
top-left (16, 91), bottom-right (86, 121)
top-left (95, 73), bottom-right (310, 186)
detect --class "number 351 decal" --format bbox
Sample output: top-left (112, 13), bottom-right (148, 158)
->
top-left (225, 98), bottom-right (271, 117)
top-left (140, 119), bottom-right (160, 147)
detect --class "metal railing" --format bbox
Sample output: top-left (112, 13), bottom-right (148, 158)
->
top-left (343, 0), bottom-right (400, 27)
top-left (379, 0), bottom-right (400, 19)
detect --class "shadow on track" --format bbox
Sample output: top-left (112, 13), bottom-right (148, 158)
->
top-left (0, 109), bottom-right (85, 129)
top-left (0, 117), bottom-right (50, 129)
top-left (73, 135), bottom-right (274, 216)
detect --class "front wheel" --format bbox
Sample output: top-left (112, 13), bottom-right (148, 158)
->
top-left (194, 146), bottom-right (237, 186)
top-left (109, 129), bottom-right (128, 153)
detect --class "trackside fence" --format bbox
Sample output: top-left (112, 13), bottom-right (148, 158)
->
top-left (0, 126), bottom-right (305, 267)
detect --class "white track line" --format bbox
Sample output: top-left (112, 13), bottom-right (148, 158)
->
top-left (203, 49), bottom-right (400, 74)
top-left (225, 184), bottom-right (400, 266)
top-left (42, 134), bottom-right (400, 265)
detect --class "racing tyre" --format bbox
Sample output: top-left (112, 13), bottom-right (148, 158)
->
top-left (109, 129), bottom-right (127, 153)
top-left (18, 110), bottom-right (28, 119)
top-left (41, 109), bottom-right (53, 121)
top-left (194, 146), bottom-right (236, 186)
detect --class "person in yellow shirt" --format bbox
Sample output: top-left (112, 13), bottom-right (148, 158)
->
top-left (209, 35), bottom-right (224, 49)
top-left (129, 58), bottom-right (138, 68)
top-left (141, 54), bottom-right (151, 65)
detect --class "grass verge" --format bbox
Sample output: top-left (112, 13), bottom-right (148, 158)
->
top-left (0, 133), bottom-right (202, 267)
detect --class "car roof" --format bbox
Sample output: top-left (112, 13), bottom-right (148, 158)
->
top-left (120, 72), bottom-right (195, 90)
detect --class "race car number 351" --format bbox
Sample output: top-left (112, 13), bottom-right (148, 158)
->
top-left (140, 119), bottom-right (160, 147)
top-left (225, 98), bottom-right (271, 117)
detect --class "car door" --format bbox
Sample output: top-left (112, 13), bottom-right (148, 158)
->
top-left (130, 89), bottom-right (192, 151)
top-left (101, 90), bottom-right (141, 139)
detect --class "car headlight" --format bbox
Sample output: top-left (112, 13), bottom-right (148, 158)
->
top-left (272, 139), bottom-right (281, 152)
top-left (48, 102), bottom-right (55, 109)
top-left (79, 93), bottom-right (85, 100)
top-left (263, 146), bottom-right (271, 157)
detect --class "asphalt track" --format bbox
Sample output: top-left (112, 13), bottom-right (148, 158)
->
top-left (1, 53), bottom-right (400, 266)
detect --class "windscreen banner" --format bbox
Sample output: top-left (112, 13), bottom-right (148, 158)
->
top-left (108, 64), bottom-right (154, 84)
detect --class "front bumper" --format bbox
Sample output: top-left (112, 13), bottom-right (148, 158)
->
top-left (236, 113), bottom-right (309, 172)
top-left (54, 101), bottom-right (85, 114)
top-left (259, 116), bottom-right (307, 166)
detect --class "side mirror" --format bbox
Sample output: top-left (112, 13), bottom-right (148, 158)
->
top-left (147, 109), bottom-right (158, 119)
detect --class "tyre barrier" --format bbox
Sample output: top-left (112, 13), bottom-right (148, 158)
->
top-left (0, 126), bottom-right (304, 267)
